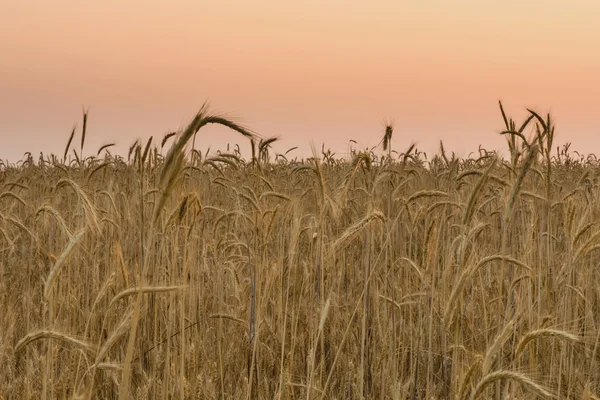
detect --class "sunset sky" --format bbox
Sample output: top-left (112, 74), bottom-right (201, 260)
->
top-left (2, 1), bottom-right (600, 162)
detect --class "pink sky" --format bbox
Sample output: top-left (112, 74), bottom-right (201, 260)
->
top-left (2, 1), bottom-right (600, 162)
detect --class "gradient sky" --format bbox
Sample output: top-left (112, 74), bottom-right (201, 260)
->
top-left (2, 1), bottom-right (600, 162)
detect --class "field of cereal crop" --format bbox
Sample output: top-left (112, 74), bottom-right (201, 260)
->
top-left (2, 103), bottom-right (600, 399)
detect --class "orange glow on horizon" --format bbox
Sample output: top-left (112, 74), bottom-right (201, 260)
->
top-left (2, 1), bottom-right (600, 161)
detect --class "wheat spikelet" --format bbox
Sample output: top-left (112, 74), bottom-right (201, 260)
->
top-left (141, 136), bottom-right (153, 164)
top-left (209, 314), bottom-right (246, 325)
top-left (94, 309), bottom-right (134, 365)
top-left (109, 285), bottom-right (183, 307)
top-left (256, 174), bottom-right (274, 190)
top-left (44, 230), bottom-right (86, 299)
top-left (161, 132), bottom-right (177, 149)
top-left (204, 156), bottom-right (239, 169)
top-left (14, 330), bottom-right (95, 355)
top-left (582, 384), bottom-right (600, 400)
top-left (113, 243), bottom-right (129, 287)
top-left (397, 257), bottom-right (424, 280)
top-left (504, 144), bottom-right (538, 224)
top-left (258, 191), bottom-right (292, 202)
top-left (520, 190), bottom-right (546, 201)
top-left (515, 328), bottom-right (581, 358)
top-left (0, 191), bottom-right (27, 207)
top-left (96, 143), bottom-right (115, 156)
top-left (574, 229), bottom-right (600, 262)
top-left (64, 125), bottom-right (76, 163)
top-left (573, 221), bottom-right (594, 246)
top-left (36, 205), bottom-right (72, 238)
top-left (80, 108), bottom-right (88, 156)
top-left (426, 200), bottom-right (463, 214)
top-left (4, 216), bottom-right (36, 244)
top-left (470, 370), bottom-right (554, 399)
top-left (406, 190), bottom-right (449, 204)
top-left (3, 182), bottom-right (29, 191)
top-left (0, 225), bottom-right (14, 247)
top-left (91, 272), bottom-right (117, 314)
top-left (462, 157), bottom-right (497, 227)
top-left (444, 255), bottom-right (531, 328)
top-left (482, 319), bottom-right (514, 376)
top-left (378, 295), bottom-right (419, 310)
top-left (55, 178), bottom-right (101, 233)
top-left (87, 161), bottom-right (112, 182)
top-left (457, 170), bottom-right (509, 187)
top-left (331, 211), bottom-right (384, 252)
top-left (101, 217), bottom-right (119, 230)
top-left (94, 362), bottom-right (122, 372)
top-left (458, 355), bottom-right (482, 400)
top-left (337, 152), bottom-right (372, 207)
top-left (238, 191), bottom-right (261, 213)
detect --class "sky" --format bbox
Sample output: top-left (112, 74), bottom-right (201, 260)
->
top-left (1, 1), bottom-right (600, 162)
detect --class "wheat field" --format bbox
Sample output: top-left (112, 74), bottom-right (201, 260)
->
top-left (2, 103), bottom-right (600, 399)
